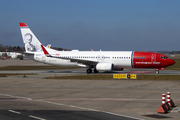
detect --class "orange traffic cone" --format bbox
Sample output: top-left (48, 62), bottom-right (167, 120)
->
top-left (157, 105), bottom-right (168, 113)
top-left (157, 94), bottom-right (168, 113)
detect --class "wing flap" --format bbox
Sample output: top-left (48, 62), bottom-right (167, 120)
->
top-left (70, 59), bottom-right (97, 66)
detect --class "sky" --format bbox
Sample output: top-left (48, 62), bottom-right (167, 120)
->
top-left (0, 0), bottom-right (180, 51)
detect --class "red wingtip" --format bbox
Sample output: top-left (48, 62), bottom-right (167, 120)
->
top-left (19, 23), bottom-right (28, 27)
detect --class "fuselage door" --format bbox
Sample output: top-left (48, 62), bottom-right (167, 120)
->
top-left (151, 54), bottom-right (156, 62)
top-left (151, 54), bottom-right (156, 67)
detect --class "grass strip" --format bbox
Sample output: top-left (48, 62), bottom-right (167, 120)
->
top-left (0, 66), bottom-right (80, 70)
top-left (45, 74), bottom-right (180, 81)
top-left (0, 73), bottom-right (37, 77)
top-left (166, 59), bottom-right (180, 70)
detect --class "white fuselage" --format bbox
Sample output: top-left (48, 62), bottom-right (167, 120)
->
top-left (7, 52), bottom-right (23, 58)
top-left (30, 51), bottom-right (133, 68)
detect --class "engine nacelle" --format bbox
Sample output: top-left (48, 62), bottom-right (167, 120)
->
top-left (96, 63), bottom-right (114, 71)
top-left (11, 55), bottom-right (17, 59)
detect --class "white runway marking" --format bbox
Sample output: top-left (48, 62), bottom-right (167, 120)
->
top-left (0, 94), bottom-right (144, 120)
top-left (9, 110), bottom-right (21, 114)
top-left (29, 115), bottom-right (46, 120)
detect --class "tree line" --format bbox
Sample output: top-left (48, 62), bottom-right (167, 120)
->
top-left (0, 44), bottom-right (71, 52)
top-left (0, 43), bottom-right (179, 54)
top-left (0, 44), bottom-right (24, 52)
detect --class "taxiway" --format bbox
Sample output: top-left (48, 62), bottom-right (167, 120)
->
top-left (0, 58), bottom-right (180, 120)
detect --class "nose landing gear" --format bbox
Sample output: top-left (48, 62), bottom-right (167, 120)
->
top-left (156, 68), bottom-right (164, 74)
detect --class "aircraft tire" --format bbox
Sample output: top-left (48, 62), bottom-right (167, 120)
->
top-left (155, 71), bottom-right (159, 74)
top-left (87, 69), bottom-right (92, 73)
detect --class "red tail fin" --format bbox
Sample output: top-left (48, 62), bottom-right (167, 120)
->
top-left (19, 23), bottom-right (28, 27)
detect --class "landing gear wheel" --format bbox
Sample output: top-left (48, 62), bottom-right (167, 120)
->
top-left (155, 71), bottom-right (159, 74)
top-left (94, 68), bottom-right (99, 73)
top-left (19, 56), bottom-right (23, 60)
top-left (86, 69), bottom-right (92, 73)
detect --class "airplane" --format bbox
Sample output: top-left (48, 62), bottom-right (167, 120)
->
top-left (19, 23), bottom-right (175, 74)
top-left (0, 51), bottom-right (23, 59)
top-left (6, 52), bottom-right (23, 59)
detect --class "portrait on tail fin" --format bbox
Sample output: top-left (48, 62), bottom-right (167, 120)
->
top-left (24, 33), bottom-right (36, 52)
top-left (20, 22), bottom-right (42, 52)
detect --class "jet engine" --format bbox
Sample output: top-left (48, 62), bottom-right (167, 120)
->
top-left (96, 63), bottom-right (114, 71)
top-left (11, 55), bottom-right (18, 59)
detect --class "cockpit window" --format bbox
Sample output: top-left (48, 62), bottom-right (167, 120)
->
top-left (161, 56), bottom-right (168, 59)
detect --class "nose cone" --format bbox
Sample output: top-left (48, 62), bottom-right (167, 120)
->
top-left (168, 59), bottom-right (175, 66)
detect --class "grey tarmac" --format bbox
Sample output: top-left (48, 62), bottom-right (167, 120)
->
top-left (0, 58), bottom-right (179, 120)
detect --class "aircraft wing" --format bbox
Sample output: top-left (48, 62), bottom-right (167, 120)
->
top-left (70, 58), bottom-right (98, 66)
top-left (41, 45), bottom-right (98, 66)
top-left (22, 52), bottom-right (34, 55)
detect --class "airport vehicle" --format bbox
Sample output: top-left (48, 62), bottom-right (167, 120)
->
top-left (19, 23), bottom-right (175, 73)
top-left (0, 52), bottom-right (3, 57)
top-left (0, 52), bottom-right (6, 60)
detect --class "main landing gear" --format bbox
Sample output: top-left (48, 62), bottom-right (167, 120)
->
top-left (86, 68), bottom-right (99, 73)
top-left (86, 69), bottom-right (92, 73)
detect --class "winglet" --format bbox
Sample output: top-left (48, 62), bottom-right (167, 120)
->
top-left (41, 45), bottom-right (51, 57)
top-left (19, 23), bottom-right (28, 27)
